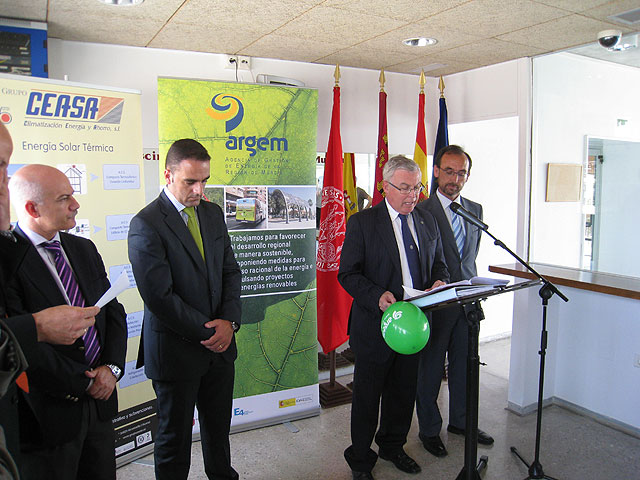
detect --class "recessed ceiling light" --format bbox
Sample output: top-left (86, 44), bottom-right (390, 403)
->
top-left (403, 37), bottom-right (438, 47)
top-left (97, 0), bottom-right (145, 5)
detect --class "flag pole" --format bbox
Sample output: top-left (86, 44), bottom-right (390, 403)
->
top-left (329, 64), bottom-right (340, 389)
top-left (439, 75), bottom-right (445, 97)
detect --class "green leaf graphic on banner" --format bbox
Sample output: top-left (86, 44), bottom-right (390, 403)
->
top-left (233, 285), bottom-right (318, 398)
top-left (157, 79), bottom-right (317, 186)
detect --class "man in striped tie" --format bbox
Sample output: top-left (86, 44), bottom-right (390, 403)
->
top-left (415, 145), bottom-right (493, 458)
top-left (6, 164), bottom-right (127, 480)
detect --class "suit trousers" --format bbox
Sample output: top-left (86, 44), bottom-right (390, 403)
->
top-left (152, 354), bottom-right (237, 480)
top-left (416, 305), bottom-right (469, 436)
top-left (344, 351), bottom-right (419, 473)
top-left (20, 397), bottom-right (116, 480)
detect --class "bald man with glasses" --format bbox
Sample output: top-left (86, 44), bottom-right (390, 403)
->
top-left (415, 145), bottom-right (494, 459)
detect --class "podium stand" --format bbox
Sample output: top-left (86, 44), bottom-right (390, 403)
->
top-left (412, 279), bottom-right (541, 480)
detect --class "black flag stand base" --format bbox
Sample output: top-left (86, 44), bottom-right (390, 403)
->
top-left (319, 350), bottom-right (352, 408)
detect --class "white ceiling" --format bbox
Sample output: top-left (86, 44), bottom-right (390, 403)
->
top-left (1, 0), bottom-right (639, 76)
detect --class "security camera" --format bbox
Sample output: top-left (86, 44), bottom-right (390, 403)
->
top-left (598, 30), bottom-right (622, 49)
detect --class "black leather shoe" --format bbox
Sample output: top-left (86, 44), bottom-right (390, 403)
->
top-left (447, 424), bottom-right (495, 445)
top-left (352, 471), bottom-right (374, 480)
top-left (378, 450), bottom-right (421, 474)
top-left (419, 433), bottom-right (448, 457)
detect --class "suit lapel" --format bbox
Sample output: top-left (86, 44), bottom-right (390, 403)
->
top-left (459, 197), bottom-right (476, 259)
top-left (13, 226), bottom-right (67, 306)
top-left (159, 192), bottom-right (207, 276)
top-left (429, 197), bottom-right (457, 252)
top-left (197, 202), bottom-right (218, 283)
top-left (375, 203), bottom-right (402, 272)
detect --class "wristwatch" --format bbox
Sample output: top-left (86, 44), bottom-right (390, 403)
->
top-left (230, 321), bottom-right (240, 333)
top-left (105, 364), bottom-right (122, 380)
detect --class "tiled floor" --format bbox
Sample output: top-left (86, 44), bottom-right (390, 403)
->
top-left (117, 338), bottom-right (640, 479)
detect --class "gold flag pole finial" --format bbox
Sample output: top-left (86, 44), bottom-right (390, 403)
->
top-left (379, 68), bottom-right (386, 92)
top-left (334, 64), bottom-right (341, 86)
top-left (419, 70), bottom-right (426, 93)
top-left (438, 75), bottom-right (445, 98)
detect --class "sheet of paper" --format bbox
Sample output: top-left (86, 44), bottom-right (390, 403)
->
top-left (95, 270), bottom-right (130, 308)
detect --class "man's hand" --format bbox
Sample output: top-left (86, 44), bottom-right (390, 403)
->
top-left (85, 366), bottom-right (116, 401)
top-left (0, 165), bottom-right (10, 231)
top-left (378, 291), bottom-right (397, 312)
top-left (201, 319), bottom-right (234, 353)
top-left (427, 280), bottom-right (447, 291)
top-left (33, 305), bottom-right (99, 344)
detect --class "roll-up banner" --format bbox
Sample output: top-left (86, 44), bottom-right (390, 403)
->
top-left (157, 78), bottom-right (320, 431)
top-left (0, 73), bottom-right (156, 463)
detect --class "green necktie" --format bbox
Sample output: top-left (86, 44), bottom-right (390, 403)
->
top-left (184, 206), bottom-right (204, 260)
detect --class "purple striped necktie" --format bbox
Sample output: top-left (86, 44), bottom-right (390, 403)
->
top-left (42, 240), bottom-right (100, 367)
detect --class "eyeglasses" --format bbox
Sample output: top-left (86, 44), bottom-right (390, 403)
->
top-left (387, 181), bottom-right (425, 196)
top-left (438, 167), bottom-right (468, 179)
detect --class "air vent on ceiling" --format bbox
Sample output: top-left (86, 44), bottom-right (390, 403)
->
top-left (608, 7), bottom-right (640, 25)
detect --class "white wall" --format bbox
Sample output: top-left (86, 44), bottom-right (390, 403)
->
top-left (530, 52), bottom-right (640, 269)
top-left (47, 40), bottom-right (529, 340)
top-left (509, 283), bottom-right (640, 432)
top-left (49, 39), bottom-right (428, 156)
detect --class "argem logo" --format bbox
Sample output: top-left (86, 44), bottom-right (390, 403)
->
top-left (206, 93), bottom-right (244, 133)
top-left (207, 92), bottom-right (289, 157)
top-left (25, 90), bottom-right (125, 124)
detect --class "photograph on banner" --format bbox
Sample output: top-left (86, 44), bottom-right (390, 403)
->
top-left (268, 186), bottom-right (315, 229)
top-left (158, 78), bottom-right (319, 425)
top-left (226, 186), bottom-right (267, 230)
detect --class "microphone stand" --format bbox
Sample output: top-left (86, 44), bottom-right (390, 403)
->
top-left (453, 204), bottom-right (568, 480)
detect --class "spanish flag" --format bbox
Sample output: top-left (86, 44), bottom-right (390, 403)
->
top-left (343, 153), bottom-right (358, 221)
top-left (414, 71), bottom-right (428, 200)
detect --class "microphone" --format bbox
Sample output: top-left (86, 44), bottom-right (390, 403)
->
top-left (450, 202), bottom-right (488, 231)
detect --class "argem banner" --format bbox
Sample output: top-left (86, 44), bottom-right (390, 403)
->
top-left (157, 78), bottom-right (319, 429)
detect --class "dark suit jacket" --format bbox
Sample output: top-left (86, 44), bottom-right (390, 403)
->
top-left (1, 235), bottom-right (37, 466)
top-left (6, 227), bottom-right (127, 446)
top-left (416, 194), bottom-right (483, 283)
top-left (127, 191), bottom-right (242, 382)
top-left (338, 201), bottom-right (449, 362)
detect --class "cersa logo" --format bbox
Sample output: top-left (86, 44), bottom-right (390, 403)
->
top-left (25, 90), bottom-right (125, 124)
top-left (206, 93), bottom-right (288, 157)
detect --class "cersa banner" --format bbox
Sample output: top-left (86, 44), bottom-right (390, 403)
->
top-left (157, 78), bottom-right (320, 429)
top-left (0, 73), bottom-right (154, 464)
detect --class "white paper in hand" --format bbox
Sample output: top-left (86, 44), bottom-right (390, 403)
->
top-left (95, 270), bottom-right (131, 308)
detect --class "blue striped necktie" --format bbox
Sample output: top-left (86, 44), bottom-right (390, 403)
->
top-left (399, 214), bottom-right (422, 288)
top-left (43, 241), bottom-right (101, 367)
top-left (450, 204), bottom-right (465, 258)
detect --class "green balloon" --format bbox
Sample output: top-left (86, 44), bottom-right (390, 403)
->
top-left (381, 301), bottom-right (430, 355)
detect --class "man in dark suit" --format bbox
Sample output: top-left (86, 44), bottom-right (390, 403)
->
top-left (0, 122), bottom-right (100, 477)
top-left (6, 164), bottom-right (127, 480)
top-left (338, 155), bottom-right (449, 480)
top-left (128, 139), bottom-right (242, 480)
top-left (415, 145), bottom-right (494, 458)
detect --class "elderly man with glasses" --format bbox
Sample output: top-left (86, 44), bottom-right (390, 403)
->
top-left (415, 144), bottom-right (494, 459)
top-left (338, 155), bottom-right (449, 480)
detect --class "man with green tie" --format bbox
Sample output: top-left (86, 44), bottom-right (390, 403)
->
top-left (128, 139), bottom-right (242, 480)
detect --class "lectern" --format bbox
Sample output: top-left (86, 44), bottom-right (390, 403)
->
top-left (412, 279), bottom-right (541, 480)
